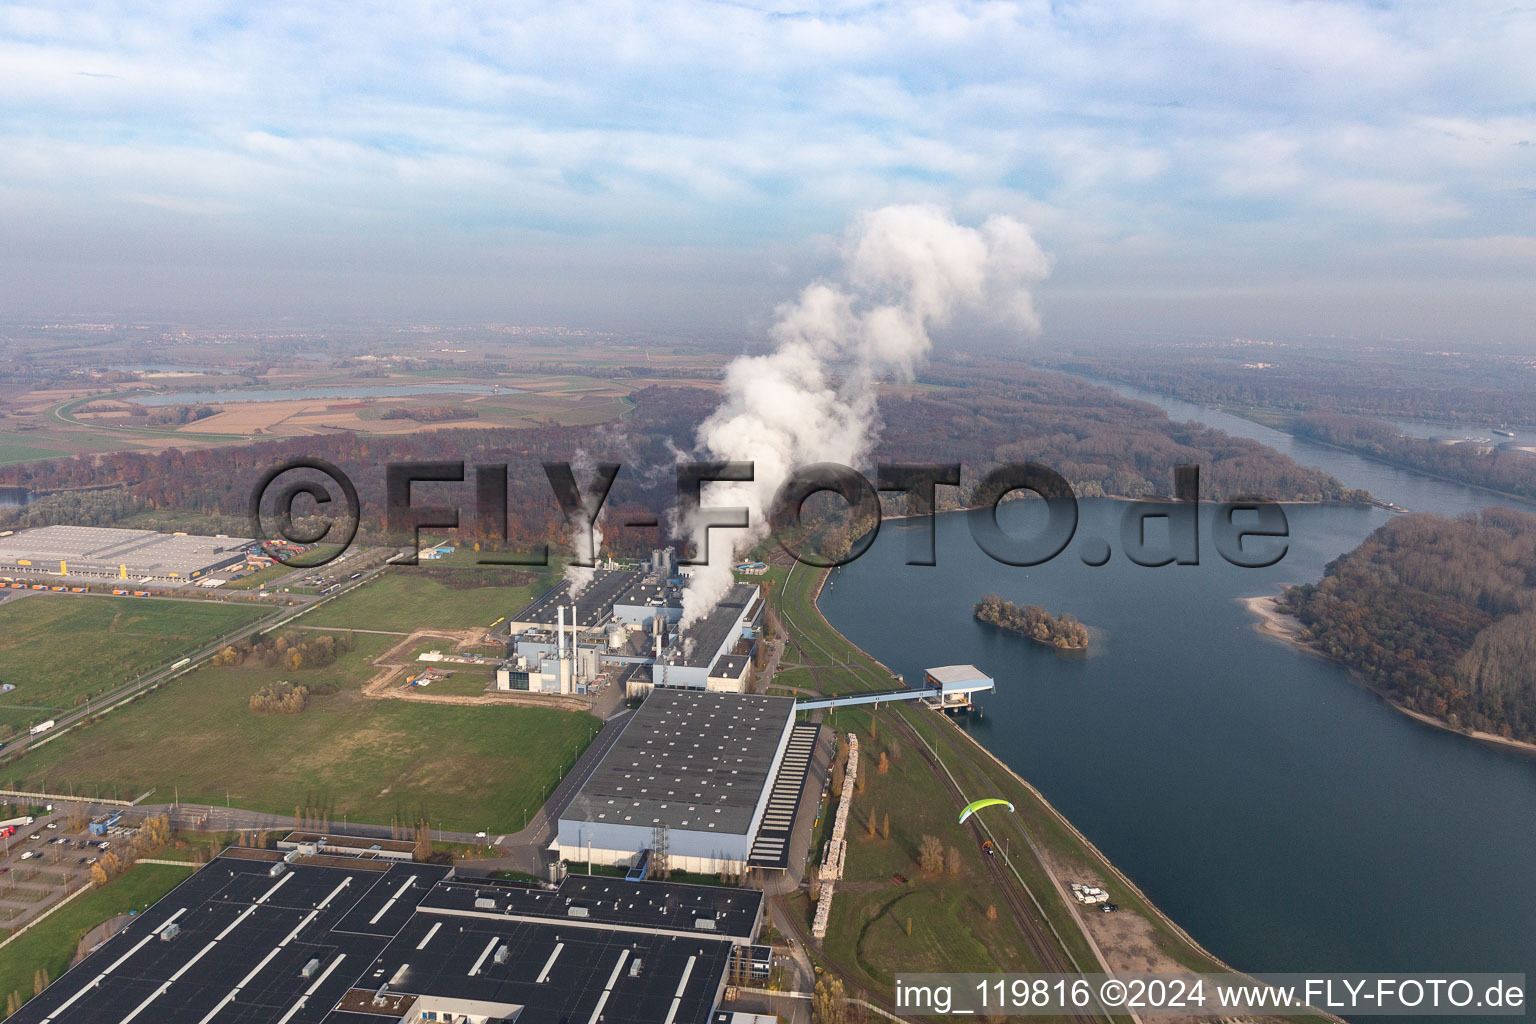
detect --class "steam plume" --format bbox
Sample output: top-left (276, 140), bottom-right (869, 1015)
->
top-left (563, 450), bottom-right (606, 598)
top-left (678, 204), bottom-right (1050, 626)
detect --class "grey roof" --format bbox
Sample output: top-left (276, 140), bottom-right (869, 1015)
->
top-left (709, 654), bottom-right (750, 680)
top-left (423, 874), bottom-right (761, 937)
top-left (673, 584), bottom-right (758, 669)
top-left (925, 664), bottom-right (993, 688)
top-left (561, 689), bottom-right (796, 835)
top-left (0, 525), bottom-right (252, 576)
top-left (614, 579), bottom-right (684, 610)
top-left (510, 568), bottom-right (640, 627)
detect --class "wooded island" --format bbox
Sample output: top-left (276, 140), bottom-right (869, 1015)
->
top-left (975, 594), bottom-right (1089, 650)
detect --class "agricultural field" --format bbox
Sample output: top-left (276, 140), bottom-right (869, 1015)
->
top-left (0, 438), bottom-right (69, 465)
top-left (1, 633), bottom-right (599, 832)
top-left (0, 594), bottom-right (269, 738)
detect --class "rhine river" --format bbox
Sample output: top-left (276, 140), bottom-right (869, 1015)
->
top-left (819, 382), bottom-right (1536, 994)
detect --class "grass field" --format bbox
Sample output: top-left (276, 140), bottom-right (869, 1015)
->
top-left (0, 440), bottom-right (69, 465)
top-left (2, 633), bottom-right (598, 832)
top-left (0, 863), bottom-right (190, 1013)
top-left (301, 569), bottom-right (554, 633)
top-left (0, 595), bottom-right (268, 738)
top-left (410, 671), bottom-right (495, 697)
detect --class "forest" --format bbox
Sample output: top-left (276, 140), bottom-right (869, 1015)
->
top-left (1280, 508), bottom-right (1536, 743)
top-left (1290, 413), bottom-right (1536, 500)
top-left (974, 594), bottom-right (1089, 649)
top-left (0, 362), bottom-right (1368, 558)
top-left (379, 405), bottom-right (480, 422)
top-left (1040, 339), bottom-right (1536, 425)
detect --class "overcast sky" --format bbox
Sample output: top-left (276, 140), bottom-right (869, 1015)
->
top-left (2, 0), bottom-right (1534, 344)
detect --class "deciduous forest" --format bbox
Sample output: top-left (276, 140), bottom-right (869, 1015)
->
top-left (1281, 508), bottom-right (1536, 743)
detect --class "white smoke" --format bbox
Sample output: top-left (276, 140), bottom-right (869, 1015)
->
top-left (678, 204), bottom-right (1051, 626)
top-left (563, 450), bottom-right (606, 598)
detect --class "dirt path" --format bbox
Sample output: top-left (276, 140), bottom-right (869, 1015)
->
top-left (358, 627), bottom-right (592, 712)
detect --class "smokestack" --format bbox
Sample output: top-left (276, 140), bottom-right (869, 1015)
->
top-left (567, 604), bottom-right (577, 667)
top-left (557, 605), bottom-right (566, 658)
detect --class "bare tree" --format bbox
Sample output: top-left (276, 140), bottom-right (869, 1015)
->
top-left (918, 834), bottom-right (944, 874)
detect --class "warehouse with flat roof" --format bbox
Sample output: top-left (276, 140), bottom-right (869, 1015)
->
top-left (10, 849), bottom-right (761, 1024)
top-left (0, 524), bottom-right (251, 581)
top-left (557, 689), bottom-right (799, 874)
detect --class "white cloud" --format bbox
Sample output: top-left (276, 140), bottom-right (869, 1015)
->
top-left (0, 0), bottom-right (1531, 336)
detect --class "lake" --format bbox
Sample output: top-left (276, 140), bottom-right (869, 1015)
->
top-left (820, 385), bottom-right (1536, 1002)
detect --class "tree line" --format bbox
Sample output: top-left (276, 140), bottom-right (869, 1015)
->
top-left (1041, 341), bottom-right (1536, 426)
top-left (1291, 413), bottom-right (1536, 501)
top-left (2, 364), bottom-right (1372, 559)
top-left (212, 629), bottom-right (357, 671)
top-left (1280, 507), bottom-right (1536, 742)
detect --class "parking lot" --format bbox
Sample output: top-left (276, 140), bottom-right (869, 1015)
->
top-left (0, 810), bottom-right (134, 933)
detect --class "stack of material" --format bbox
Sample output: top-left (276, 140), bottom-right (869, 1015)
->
top-left (811, 734), bottom-right (858, 939)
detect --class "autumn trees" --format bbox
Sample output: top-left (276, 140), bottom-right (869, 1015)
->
top-left (89, 813), bottom-right (175, 886)
top-left (216, 629), bottom-right (355, 671)
top-left (974, 595), bottom-right (1089, 650)
top-left (1282, 508), bottom-right (1536, 742)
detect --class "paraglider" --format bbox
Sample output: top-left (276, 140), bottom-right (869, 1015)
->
top-left (957, 798), bottom-right (1014, 825)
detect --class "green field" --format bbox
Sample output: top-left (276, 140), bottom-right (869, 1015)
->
top-left (0, 440), bottom-right (69, 465)
top-left (0, 863), bottom-right (191, 1013)
top-left (301, 569), bottom-right (554, 633)
top-left (2, 633), bottom-right (598, 832)
top-left (0, 595), bottom-right (268, 738)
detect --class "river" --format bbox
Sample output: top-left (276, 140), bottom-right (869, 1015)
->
top-left (819, 382), bottom-right (1536, 1000)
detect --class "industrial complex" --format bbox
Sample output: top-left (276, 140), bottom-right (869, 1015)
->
top-left (556, 690), bottom-right (808, 875)
top-left (1, 524), bottom-right (1003, 1022)
top-left (496, 550), bottom-right (764, 697)
top-left (0, 525), bottom-right (254, 583)
top-left (9, 849), bottom-right (765, 1024)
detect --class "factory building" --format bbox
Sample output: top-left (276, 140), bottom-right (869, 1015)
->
top-left (556, 689), bottom-right (800, 874)
top-left (12, 849), bottom-right (761, 1024)
top-left (497, 550), bottom-right (765, 696)
top-left (0, 525), bottom-right (252, 582)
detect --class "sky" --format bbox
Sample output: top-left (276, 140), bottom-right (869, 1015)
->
top-left (2, 0), bottom-right (1534, 344)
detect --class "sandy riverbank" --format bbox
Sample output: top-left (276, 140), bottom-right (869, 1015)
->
top-left (1239, 593), bottom-right (1307, 644)
top-left (1240, 592), bottom-right (1536, 757)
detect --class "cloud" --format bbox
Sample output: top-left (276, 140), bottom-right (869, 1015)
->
top-left (0, 0), bottom-right (1531, 335)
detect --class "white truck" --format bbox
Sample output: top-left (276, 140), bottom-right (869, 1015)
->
top-left (28, 719), bottom-right (56, 736)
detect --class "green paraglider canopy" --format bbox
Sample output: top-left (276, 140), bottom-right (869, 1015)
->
top-left (958, 798), bottom-right (1015, 825)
